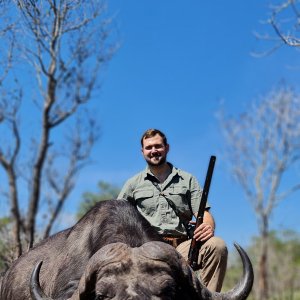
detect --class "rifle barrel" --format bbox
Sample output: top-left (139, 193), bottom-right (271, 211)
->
top-left (188, 155), bottom-right (216, 270)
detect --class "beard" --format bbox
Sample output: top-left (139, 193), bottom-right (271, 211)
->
top-left (146, 154), bottom-right (167, 167)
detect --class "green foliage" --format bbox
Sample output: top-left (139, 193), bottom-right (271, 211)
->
top-left (0, 217), bottom-right (11, 230)
top-left (0, 217), bottom-right (12, 273)
top-left (222, 230), bottom-right (300, 300)
top-left (77, 181), bottom-right (120, 219)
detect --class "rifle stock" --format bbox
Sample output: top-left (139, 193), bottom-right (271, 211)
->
top-left (187, 155), bottom-right (216, 270)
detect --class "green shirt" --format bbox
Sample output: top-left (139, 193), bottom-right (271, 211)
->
top-left (118, 163), bottom-right (206, 237)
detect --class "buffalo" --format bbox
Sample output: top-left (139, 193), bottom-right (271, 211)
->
top-left (0, 200), bottom-right (253, 299)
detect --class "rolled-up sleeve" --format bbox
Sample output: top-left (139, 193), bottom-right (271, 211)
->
top-left (189, 176), bottom-right (211, 214)
top-left (117, 180), bottom-right (136, 205)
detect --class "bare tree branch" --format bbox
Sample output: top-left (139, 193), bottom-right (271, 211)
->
top-left (219, 84), bottom-right (300, 300)
top-left (254, 0), bottom-right (300, 57)
top-left (42, 113), bottom-right (99, 238)
top-left (0, 0), bottom-right (116, 255)
top-left (0, 95), bottom-right (23, 257)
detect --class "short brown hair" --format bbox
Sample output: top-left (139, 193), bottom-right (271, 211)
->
top-left (140, 129), bottom-right (168, 147)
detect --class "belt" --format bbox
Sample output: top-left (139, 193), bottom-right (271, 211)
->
top-left (162, 235), bottom-right (188, 248)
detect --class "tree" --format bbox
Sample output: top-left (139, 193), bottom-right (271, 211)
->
top-left (77, 181), bottom-right (120, 219)
top-left (253, 0), bottom-right (300, 56)
top-left (223, 230), bottom-right (300, 300)
top-left (0, 0), bottom-right (116, 258)
top-left (0, 217), bottom-right (14, 273)
top-left (219, 85), bottom-right (300, 300)
top-left (268, 0), bottom-right (300, 47)
top-left (256, 230), bottom-right (300, 300)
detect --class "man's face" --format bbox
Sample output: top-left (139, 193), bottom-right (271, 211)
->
top-left (141, 134), bottom-right (169, 167)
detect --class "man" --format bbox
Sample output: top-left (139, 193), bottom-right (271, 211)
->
top-left (118, 128), bottom-right (228, 292)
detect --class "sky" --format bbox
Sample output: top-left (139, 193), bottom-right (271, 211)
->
top-left (5, 1), bottom-right (299, 251)
top-left (53, 0), bottom-right (300, 251)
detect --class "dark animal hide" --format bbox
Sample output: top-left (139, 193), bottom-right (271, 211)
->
top-left (0, 200), bottom-right (253, 300)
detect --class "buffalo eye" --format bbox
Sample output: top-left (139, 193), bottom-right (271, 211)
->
top-left (95, 295), bottom-right (110, 300)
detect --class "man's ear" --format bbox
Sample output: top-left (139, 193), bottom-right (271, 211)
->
top-left (166, 143), bottom-right (170, 153)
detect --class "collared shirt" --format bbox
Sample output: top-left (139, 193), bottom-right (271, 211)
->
top-left (118, 163), bottom-right (208, 237)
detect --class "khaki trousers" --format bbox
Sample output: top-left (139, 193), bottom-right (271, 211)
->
top-left (176, 236), bottom-right (228, 292)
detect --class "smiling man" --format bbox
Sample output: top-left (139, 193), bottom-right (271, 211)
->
top-left (118, 128), bottom-right (228, 292)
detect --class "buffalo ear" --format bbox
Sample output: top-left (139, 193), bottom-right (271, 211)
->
top-left (174, 255), bottom-right (211, 299)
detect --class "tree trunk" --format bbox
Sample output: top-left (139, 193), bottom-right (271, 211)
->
top-left (8, 167), bottom-right (22, 257)
top-left (258, 217), bottom-right (269, 300)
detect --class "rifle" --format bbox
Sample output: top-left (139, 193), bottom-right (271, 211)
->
top-left (187, 155), bottom-right (216, 270)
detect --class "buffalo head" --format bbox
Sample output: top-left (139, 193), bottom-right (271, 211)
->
top-left (31, 241), bottom-right (253, 300)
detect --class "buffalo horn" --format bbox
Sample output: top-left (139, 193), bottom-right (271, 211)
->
top-left (201, 243), bottom-right (254, 300)
top-left (30, 243), bottom-right (253, 300)
top-left (30, 261), bottom-right (52, 300)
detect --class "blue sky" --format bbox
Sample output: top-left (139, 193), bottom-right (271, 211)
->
top-left (55, 1), bottom-right (300, 249)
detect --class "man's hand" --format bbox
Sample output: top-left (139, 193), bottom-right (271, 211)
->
top-left (193, 222), bottom-right (214, 242)
top-left (190, 210), bottom-right (215, 242)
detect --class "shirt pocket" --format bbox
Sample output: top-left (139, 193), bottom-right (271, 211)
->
top-left (168, 186), bottom-right (192, 218)
top-left (133, 189), bottom-right (156, 216)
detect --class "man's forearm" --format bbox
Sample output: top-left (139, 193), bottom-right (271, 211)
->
top-left (203, 211), bottom-right (215, 230)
